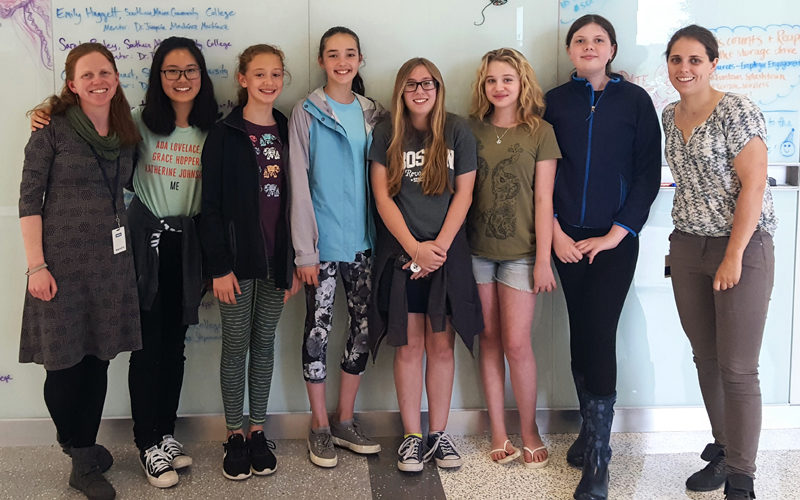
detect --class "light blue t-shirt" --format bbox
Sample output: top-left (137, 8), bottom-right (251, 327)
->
top-left (328, 97), bottom-right (370, 253)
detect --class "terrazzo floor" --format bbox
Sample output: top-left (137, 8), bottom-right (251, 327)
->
top-left (1, 429), bottom-right (798, 499)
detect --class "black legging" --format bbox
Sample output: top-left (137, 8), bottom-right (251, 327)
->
top-left (128, 231), bottom-right (189, 451)
top-left (44, 355), bottom-right (109, 448)
top-left (554, 224), bottom-right (639, 396)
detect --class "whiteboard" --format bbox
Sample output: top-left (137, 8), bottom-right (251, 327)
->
top-left (0, 0), bottom-right (559, 419)
top-left (0, 0), bottom-right (797, 419)
top-left (557, 0), bottom-right (800, 164)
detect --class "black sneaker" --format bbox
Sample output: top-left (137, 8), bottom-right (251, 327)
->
top-left (140, 445), bottom-right (179, 488)
top-left (248, 431), bottom-right (277, 476)
top-left (222, 434), bottom-right (251, 481)
top-left (686, 443), bottom-right (727, 491)
top-left (397, 435), bottom-right (424, 472)
top-left (160, 434), bottom-right (192, 470)
top-left (424, 431), bottom-right (463, 468)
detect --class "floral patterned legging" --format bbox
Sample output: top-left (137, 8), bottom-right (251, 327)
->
top-left (302, 251), bottom-right (372, 382)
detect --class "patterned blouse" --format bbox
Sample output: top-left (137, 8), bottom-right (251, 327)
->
top-left (663, 93), bottom-right (777, 237)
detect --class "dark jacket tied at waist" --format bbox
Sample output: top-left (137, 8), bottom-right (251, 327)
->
top-left (368, 223), bottom-right (483, 359)
top-left (128, 195), bottom-right (204, 325)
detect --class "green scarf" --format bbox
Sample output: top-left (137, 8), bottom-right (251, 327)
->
top-left (65, 105), bottom-right (120, 161)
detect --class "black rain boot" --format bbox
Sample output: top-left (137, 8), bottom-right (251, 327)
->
top-left (69, 446), bottom-right (116, 500)
top-left (567, 370), bottom-right (588, 468)
top-left (686, 442), bottom-right (726, 491)
top-left (724, 473), bottom-right (756, 499)
top-left (573, 391), bottom-right (616, 500)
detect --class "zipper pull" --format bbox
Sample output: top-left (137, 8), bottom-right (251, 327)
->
top-left (591, 105), bottom-right (596, 113)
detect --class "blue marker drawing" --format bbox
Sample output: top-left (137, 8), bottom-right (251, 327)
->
top-left (780, 128), bottom-right (795, 158)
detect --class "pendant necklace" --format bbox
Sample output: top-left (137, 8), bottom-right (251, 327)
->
top-left (494, 125), bottom-right (511, 144)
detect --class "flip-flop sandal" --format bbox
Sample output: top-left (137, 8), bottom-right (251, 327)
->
top-left (522, 446), bottom-right (550, 468)
top-left (490, 439), bottom-right (521, 464)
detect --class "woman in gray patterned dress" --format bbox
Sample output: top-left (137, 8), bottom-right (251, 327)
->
top-left (663, 25), bottom-right (776, 500)
top-left (19, 43), bottom-right (141, 500)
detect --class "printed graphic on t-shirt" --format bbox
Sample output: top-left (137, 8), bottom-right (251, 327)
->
top-left (142, 139), bottom-right (202, 191)
top-left (250, 133), bottom-right (281, 198)
top-left (474, 143), bottom-right (522, 240)
top-left (403, 148), bottom-right (455, 183)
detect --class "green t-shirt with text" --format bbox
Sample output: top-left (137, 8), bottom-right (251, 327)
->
top-left (131, 108), bottom-right (207, 218)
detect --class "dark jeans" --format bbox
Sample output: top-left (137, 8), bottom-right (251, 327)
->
top-left (669, 229), bottom-right (774, 477)
top-left (554, 224), bottom-right (639, 396)
top-left (128, 232), bottom-right (188, 451)
top-left (44, 355), bottom-right (109, 448)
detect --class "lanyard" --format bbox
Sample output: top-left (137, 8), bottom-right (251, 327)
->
top-left (89, 146), bottom-right (122, 228)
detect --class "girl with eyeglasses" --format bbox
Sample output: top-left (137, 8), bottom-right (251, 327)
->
top-left (287, 26), bottom-right (386, 468)
top-left (32, 36), bottom-right (219, 489)
top-left (199, 44), bottom-right (300, 481)
top-left (467, 48), bottom-right (560, 468)
top-left (368, 57), bottom-right (482, 473)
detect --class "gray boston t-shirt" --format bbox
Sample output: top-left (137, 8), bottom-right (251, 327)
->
top-left (369, 113), bottom-right (477, 241)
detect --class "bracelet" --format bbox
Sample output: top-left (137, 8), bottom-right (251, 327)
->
top-left (25, 262), bottom-right (48, 276)
top-left (413, 242), bottom-right (420, 263)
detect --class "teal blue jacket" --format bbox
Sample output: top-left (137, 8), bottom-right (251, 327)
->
top-left (287, 88), bottom-right (386, 265)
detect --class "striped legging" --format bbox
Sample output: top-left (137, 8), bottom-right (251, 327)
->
top-left (219, 273), bottom-right (284, 430)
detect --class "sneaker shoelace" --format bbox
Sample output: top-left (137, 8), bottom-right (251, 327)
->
top-left (313, 432), bottom-right (333, 450)
top-left (349, 421), bottom-right (370, 441)
top-left (160, 435), bottom-right (185, 458)
top-left (398, 437), bottom-right (422, 462)
top-left (423, 433), bottom-right (458, 462)
top-left (146, 447), bottom-right (173, 475)
top-left (250, 432), bottom-right (277, 452)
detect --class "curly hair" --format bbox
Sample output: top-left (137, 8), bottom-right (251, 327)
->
top-left (470, 47), bottom-right (545, 133)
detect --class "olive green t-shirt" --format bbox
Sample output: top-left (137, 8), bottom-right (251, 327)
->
top-left (467, 118), bottom-right (561, 260)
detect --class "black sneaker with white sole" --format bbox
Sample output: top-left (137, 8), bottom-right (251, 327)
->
top-left (223, 434), bottom-right (252, 480)
top-left (248, 431), bottom-right (277, 475)
top-left (397, 435), bottom-right (424, 472)
top-left (140, 445), bottom-right (179, 488)
top-left (424, 431), bottom-right (463, 468)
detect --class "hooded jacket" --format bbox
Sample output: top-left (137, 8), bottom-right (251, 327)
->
top-left (287, 88), bottom-right (386, 266)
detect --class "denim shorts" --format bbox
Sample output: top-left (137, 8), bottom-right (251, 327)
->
top-left (471, 255), bottom-right (535, 292)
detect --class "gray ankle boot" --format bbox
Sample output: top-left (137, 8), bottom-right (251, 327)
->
top-left (69, 446), bottom-right (116, 500)
top-left (573, 391), bottom-right (616, 500)
top-left (58, 435), bottom-right (113, 473)
top-left (567, 370), bottom-right (588, 468)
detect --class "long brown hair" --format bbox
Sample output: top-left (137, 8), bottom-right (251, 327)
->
top-left (236, 44), bottom-right (290, 106)
top-left (36, 43), bottom-right (139, 145)
top-left (470, 48), bottom-right (545, 133)
top-left (386, 58), bottom-right (449, 197)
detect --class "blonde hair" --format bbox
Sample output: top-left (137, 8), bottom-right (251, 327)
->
top-left (470, 48), bottom-right (545, 133)
top-left (386, 58), bottom-right (450, 197)
top-left (236, 44), bottom-right (289, 106)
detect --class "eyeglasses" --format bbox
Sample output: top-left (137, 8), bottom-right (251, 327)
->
top-left (403, 79), bottom-right (438, 93)
top-left (161, 68), bottom-right (201, 81)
